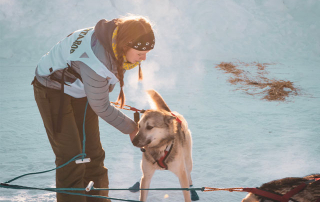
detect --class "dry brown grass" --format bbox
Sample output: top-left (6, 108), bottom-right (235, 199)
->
top-left (263, 80), bottom-right (298, 101)
top-left (228, 77), bottom-right (245, 85)
top-left (215, 61), bottom-right (299, 101)
top-left (216, 62), bottom-right (243, 76)
top-left (256, 63), bottom-right (267, 70)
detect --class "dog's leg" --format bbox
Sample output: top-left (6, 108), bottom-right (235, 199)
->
top-left (184, 130), bottom-right (193, 187)
top-left (140, 162), bottom-right (156, 202)
top-left (180, 168), bottom-right (192, 202)
top-left (186, 157), bottom-right (193, 187)
top-left (185, 156), bottom-right (199, 200)
top-left (173, 165), bottom-right (192, 202)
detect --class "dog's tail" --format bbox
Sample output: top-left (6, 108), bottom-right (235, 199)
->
top-left (147, 89), bottom-right (171, 112)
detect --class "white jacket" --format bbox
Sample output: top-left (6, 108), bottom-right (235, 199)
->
top-left (36, 28), bottom-right (119, 98)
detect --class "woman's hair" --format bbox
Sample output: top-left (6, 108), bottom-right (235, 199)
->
top-left (114, 15), bottom-right (154, 108)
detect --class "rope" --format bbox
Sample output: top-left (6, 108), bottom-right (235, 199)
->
top-left (0, 183), bottom-right (204, 192)
top-left (81, 101), bottom-right (89, 160)
top-left (0, 182), bottom-right (206, 202)
top-left (95, 187), bottom-right (205, 191)
top-left (5, 181), bottom-right (314, 202)
top-left (4, 101), bottom-right (90, 184)
top-left (111, 102), bottom-right (145, 113)
top-left (0, 183), bottom-right (141, 202)
top-left (4, 153), bottom-right (86, 184)
top-left (202, 187), bottom-right (245, 192)
top-left (1, 183), bottom-right (250, 193)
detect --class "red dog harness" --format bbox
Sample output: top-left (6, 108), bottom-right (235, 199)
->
top-left (156, 143), bottom-right (173, 169)
top-left (156, 113), bottom-right (182, 170)
top-left (245, 178), bottom-right (320, 202)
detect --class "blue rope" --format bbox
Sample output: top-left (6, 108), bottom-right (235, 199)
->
top-left (0, 183), bottom-right (142, 202)
top-left (82, 101), bottom-right (89, 160)
top-left (1, 182), bottom-right (204, 201)
top-left (4, 101), bottom-right (90, 184)
top-left (4, 153), bottom-right (86, 184)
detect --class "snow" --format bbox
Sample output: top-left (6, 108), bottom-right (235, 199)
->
top-left (0, 0), bottom-right (319, 201)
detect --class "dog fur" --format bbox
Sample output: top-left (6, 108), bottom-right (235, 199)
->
top-left (242, 174), bottom-right (320, 202)
top-left (132, 89), bottom-right (196, 202)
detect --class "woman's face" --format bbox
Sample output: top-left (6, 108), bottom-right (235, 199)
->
top-left (125, 48), bottom-right (150, 63)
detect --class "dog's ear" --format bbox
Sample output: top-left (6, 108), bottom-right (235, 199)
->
top-left (147, 89), bottom-right (171, 112)
top-left (164, 114), bottom-right (176, 126)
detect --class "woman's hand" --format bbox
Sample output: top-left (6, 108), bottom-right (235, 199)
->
top-left (129, 127), bottom-right (138, 142)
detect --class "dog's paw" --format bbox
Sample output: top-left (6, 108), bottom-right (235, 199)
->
top-left (129, 181), bottom-right (140, 193)
top-left (190, 190), bottom-right (199, 201)
top-left (190, 185), bottom-right (200, 201)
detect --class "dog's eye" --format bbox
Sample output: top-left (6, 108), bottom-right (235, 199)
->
top-left (146, 125), bottom-right (153, 130)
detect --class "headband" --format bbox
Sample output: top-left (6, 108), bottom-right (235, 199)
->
top-left (128, 31), bottom-right (155, 51)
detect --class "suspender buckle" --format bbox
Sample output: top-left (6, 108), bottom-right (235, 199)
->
top-left (75, 158), bottom-right (91, 164)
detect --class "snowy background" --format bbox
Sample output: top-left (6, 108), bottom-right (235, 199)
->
top-left (1, 0), bottom-right (319, 201)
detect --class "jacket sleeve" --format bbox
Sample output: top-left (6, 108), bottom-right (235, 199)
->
top-left (79, 62), bottom-right (137, 134)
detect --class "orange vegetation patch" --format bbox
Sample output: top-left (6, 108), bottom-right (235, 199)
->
top-left (216, 62), bottom-right (243, 76)
top-left (263, 80), bottom-right (298, 101)
top-left (215, 62), bottom-right (299, 101)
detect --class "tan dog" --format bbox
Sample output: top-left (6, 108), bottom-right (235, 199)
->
top-left (132, 90), bottom-right (199, 202)
top-left (242, 174), bottom-right (320, 202)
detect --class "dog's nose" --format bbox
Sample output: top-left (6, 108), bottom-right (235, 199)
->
top-left (132, 136), bottom-right (139, 147)
top-left (132, 133), bottom-right (143, 147)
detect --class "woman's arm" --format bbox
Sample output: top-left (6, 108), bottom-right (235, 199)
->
top-left (78, 61), bottom-right (137, 135)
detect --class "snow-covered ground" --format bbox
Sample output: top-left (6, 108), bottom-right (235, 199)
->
top-left (1, 0), bottom-right (319, 201)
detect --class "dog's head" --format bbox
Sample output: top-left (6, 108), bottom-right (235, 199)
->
top-left (132, 110), bottom-right (175, 148)
top-left (132, 90), bottom-right (176, 148)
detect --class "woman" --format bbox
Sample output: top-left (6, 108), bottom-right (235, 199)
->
top-left (32, 15), bottom-right (155, 202)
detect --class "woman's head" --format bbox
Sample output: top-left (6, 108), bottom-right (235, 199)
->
top-left (115, 15), bottom-right (155, 59)
top-left (114, 15), bottom-right (155, 108)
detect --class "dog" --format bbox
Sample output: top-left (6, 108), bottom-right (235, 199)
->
top-left (242, 174), bottom-right (320, 202)
top-left (132, 89), bottom-right (199, 202)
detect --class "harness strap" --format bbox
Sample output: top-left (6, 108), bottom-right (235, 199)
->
top-left (66, 63), bottom-right (82, 82)
top-left (56, 63), bottom-right (81, 133)
top-left (282, 183), bottom-right (306, 201)
top-left (243, 188), bottom-right (285, 202)
top-left (171, 112), bottom-right (182, 124)
top-left (155, 112), bottom-right (182, 169)
top-left (156, 143), bottom-right (173, 170)
top-left (156, 151), bottom-right (168, 169)
top-left (56, 68), bottom-right (67, 133)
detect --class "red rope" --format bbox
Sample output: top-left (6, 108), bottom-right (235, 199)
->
top-left (111, 102), bottom-right (144, 112)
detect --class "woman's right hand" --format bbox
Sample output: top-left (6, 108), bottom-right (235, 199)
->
top-left (129, 127), bottom-right (138, 142)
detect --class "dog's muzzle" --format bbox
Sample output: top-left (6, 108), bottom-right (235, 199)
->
top-left (132, 134), bottom-right (151, 148)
